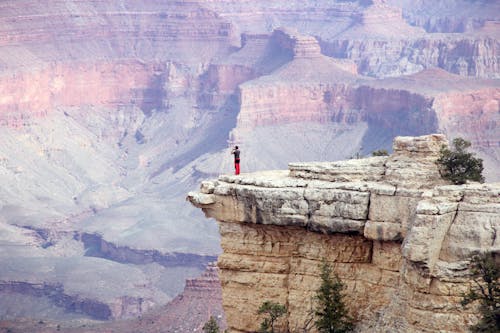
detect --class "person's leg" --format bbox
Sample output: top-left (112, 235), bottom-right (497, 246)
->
top-left (235, 163), bottom-right (240, 175)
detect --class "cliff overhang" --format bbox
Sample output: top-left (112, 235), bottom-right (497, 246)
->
top-left (188, 134), bottom-right (499, 332)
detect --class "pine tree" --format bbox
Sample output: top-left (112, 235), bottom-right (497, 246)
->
top-left (203, 316), bottom-right (220, 333)
top-left (314, 260), bottom-right (354, 333)
top-left (257, 301), bottom-right (287, 333)
top-left (437, 137), bottom-right (484, 185)
top-left (461, 253), bottom-right (500, 332)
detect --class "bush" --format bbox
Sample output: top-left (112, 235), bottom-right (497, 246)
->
top-left (437, 137), bottom-right (484, 184)
top-left (203, 316), bottom-right (220, 333)
top-left (257, 301), bottom-right (287, 333)
top-left (371, 149), bottom-right (389, 156)
top-left (314, 260), bottom-right (354, 333)
top-left (461, 253), bottom-right (500, 332)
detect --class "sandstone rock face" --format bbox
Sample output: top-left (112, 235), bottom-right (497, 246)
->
top-left (188, 134), bottom-right (500, 333)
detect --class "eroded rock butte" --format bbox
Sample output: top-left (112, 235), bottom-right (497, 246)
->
top-left (188, 134), bottom-right (499, 333)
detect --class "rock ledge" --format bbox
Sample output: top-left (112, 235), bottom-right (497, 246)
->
top-left (188, 134), bottom-right (499, 333)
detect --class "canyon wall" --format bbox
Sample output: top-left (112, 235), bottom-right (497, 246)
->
top-left (320, 36), bottom-right (499, 78)
top-left (389, 0), bottom-right (500, 33)
top-left (202, 0), bottom-right (499, 78)
top-left (321, 0), bottom-right (499, 78)
top-left (433, 88), bottom-right (500, 146)
top-left (233, 29), bottom-right (439, 132)
top-left (0, 61), bottom-right (183, 126)
top-left (188, 134), bottom-right (499, 333)
top-left (227, 30), bottom-right (499, 177)
top-left (0, 0), bottom-right (235, 71)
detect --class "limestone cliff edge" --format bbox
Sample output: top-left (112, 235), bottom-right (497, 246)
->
top-left (188, 134), bottom-right (499, 333)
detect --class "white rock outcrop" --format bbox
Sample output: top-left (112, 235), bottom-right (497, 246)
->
top-left (188, 134), bottom-right (499, 333)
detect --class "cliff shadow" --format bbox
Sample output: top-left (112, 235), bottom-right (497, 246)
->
top-left (361, 109), bottom-right (440, 155)
top-left (139, 72), bottom-right (166, 116)
top-left (151, 93), bottom-right (240, 178)
top-left (357, 87), bottom-right (440, 155)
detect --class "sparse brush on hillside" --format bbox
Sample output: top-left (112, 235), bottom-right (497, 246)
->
top-left (461, 252), bottom-right (500, 333)
top-left (437, 137), bottom-right (484, 184)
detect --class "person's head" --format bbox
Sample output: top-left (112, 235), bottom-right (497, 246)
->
top-left (235, 146), bottom-right (239, 149)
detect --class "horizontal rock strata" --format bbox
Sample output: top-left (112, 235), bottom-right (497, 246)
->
top-left (80, 232), bottom-right (216, 269)
top-left (320, 36), bottom-right (499, 78)
top-left (188, 134), bottom-right (500, 333)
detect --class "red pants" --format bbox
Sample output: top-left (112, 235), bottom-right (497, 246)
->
top-left (234, 162), bottom-right (240, 175)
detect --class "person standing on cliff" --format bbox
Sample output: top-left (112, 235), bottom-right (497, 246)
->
top-left (231, 145), bottom-right (240, 175)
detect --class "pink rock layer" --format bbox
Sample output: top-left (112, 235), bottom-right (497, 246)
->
top-left (0, 60), bottom-right (185, 127)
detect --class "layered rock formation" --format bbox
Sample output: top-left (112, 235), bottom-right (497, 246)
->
top-left (0, 60), bottom-right (181, 126)
top-left (0, 1), bottom-right (232, 321)
top-left (188, 134), bottom-right (500, 333)
top-left (0, 1), bottom-right (235, 69)
top-left (155, 263), bottom-right (227, 332)
top-left (321, 0), bottom-right (499, 78)
top-left (0, 264), bottom-right (226, 333)
top-left (228, 30), bottom-right (498, 178)
top-left (390, 0), bottom-right (500, 33)
top-left (203, 0), bottom-right (500, 78)
top-left (1, 0), bottom-right (499, 327)
top-left (321, 35), bottom-right (499, 78)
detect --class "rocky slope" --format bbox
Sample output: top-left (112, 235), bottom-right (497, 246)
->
top-left (188, 134), bottom-right (500, 333)
top-left (0, 264), bottom-right (226, 333)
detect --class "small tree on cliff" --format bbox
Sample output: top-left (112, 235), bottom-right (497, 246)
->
top-left (257, 301), bottom-right (287, 333)
top-left (461, 252), bottom-right (500, 332)
top-left (314, 260), bottom-right (354, 333)
top-left (202, 316), bottom-right (220, 333)
top-left (437, 137), bottom-right (484, 185)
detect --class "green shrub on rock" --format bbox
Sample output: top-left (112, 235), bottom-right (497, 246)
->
top-left (461, 252), bottom-right (500, 332)
top-left (258, 301), bottom-right (287, 333)
top-left (371, 149), bottom-right (389, 156)
top-left (203, 316), bottom-right (220, 333)
top-left (437, 137), bottom-right (484, 184)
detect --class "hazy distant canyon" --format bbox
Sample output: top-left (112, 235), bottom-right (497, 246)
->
top-left (0, 0), bottom-right (498, 329)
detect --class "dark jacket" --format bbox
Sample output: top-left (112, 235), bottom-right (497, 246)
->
top-left (232, 148), bottom-right (240, 162)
